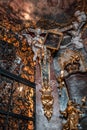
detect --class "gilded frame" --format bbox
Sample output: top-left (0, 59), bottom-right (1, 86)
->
top-left (43, 30), bottom-right (63, 50)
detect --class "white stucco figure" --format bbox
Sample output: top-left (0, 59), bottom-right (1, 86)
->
top-left (71, 11), bottom-right (86, 48)
top-left (31, 28), bottom-right (44, 62)
top-left (23, 34), bottom-right (33, 46)
top-left (59, 10), bottom-right (87, 49)
top-left (73, 10), bottom-right (86, 32)
top-left (23, 28), bottom-right (45, 62)
top-left (68, 10), bottom-right (86, 49)
top-left (74, 10), bottom-right (86, 23)
top-left (71, 32), bottom-right (83, 49)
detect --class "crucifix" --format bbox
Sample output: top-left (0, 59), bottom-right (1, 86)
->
top-left (21, 9), bottom-right (86, 121)
top-left (22, 27), bottom-right (63, 120)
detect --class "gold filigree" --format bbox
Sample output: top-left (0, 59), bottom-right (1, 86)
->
top-left (58, 49), bottom-right (86, 74)
top-left (57, 70), bottom-right (65, 95)
top-left (63, 55), bottom-right (80, 73)
top-left (40, 83), bottom-right (54, 121)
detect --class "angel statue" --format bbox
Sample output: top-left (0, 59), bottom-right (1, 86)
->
top-left (60, 100), bottom-right (82, 130)
top-left (69, 10), bottom-right (86, 49)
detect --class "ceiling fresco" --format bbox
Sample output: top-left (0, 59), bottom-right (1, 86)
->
top-left (0, 0), bottom-right (86, 29)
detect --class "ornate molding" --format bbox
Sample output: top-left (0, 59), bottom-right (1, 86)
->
top-left (40, 81), bottom-right (54, 120)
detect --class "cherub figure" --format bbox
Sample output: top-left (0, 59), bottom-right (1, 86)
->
top-left (60, 100), bottom-right (82, 130)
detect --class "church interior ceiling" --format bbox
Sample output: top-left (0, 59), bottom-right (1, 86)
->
top-left (0, 0), bottom-right (87, 130)
top-left (0, 0), bottom-right (87, 29)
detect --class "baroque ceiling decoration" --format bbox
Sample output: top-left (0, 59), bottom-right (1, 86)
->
top-left (0, 0), bottom-right (87, 30)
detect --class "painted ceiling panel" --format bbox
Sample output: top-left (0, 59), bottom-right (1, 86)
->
top-left (0, 0), bottom-right (85, 28)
